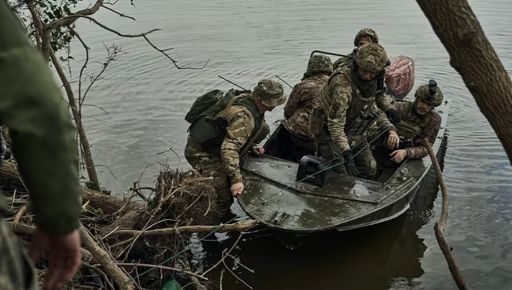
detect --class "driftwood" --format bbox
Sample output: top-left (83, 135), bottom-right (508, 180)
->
top-left (423, 140), bottom-right (467, 290)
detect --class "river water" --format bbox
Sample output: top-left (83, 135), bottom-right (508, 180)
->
top-left (68, 0), bottom-right (512, 289)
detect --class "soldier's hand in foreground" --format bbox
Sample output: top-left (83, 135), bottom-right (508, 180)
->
top-left (230, 182), bottom-right (245, 197)
top-left (389, 149), bottom-right (407, 163)
top-left (385, 108), bottom-right (401, 124)
top-left (29, 228), bottom-right (81, 290)
top-left (250, 146), bottom-right (265, 156)
top-left (385, 130), bottom-right (400, 150)
top-left (342, 150), bottom-right (359, 177)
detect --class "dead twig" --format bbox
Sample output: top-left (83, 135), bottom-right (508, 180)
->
top-left (203, 233), bottom-right (243, 276)
top-left (117, 262), bottom-right (208, 281)
top-left (222, 250), bottom-right (253, 289)
top-left (13, 204), bottom-right (29, 224)
top-left (423, 140), bottom-right (467, 290)
top-left (219, 269), bottom-right (225, 290)
top-left (100, 4), bottom-right (136, 20)
top-left (228, 254), bottom-right (255, 274)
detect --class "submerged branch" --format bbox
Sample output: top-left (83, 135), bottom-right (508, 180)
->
top-left (423, 140), bottom-right (467, 290)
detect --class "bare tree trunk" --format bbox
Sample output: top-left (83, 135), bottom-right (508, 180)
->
top-left (417, 0), bottom-right (512, 165)
top-left (49, 49), bottom-right (101, 190)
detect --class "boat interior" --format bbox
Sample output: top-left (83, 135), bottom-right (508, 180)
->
top-left (262, 125), bottom-right (400, 186)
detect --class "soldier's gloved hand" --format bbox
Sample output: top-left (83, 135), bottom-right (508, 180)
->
top-left (342, 150), bottom-right (359, 177)
top-left (385, 108), bottom-right (401, 124)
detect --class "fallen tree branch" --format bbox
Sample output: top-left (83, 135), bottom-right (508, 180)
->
top-left (1, 162), bottom-right (144, 219)
top-left (423, 140), bottom-right (467, 290)
top-left (110, 220), bottom-right (259, 237)
top-left (80, 226), bottom-right (137, 290)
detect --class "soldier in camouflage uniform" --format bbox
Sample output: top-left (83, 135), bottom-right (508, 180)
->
top-left (185, 79), bottom-right (285, 220)
top-left (332, 28), bottom-right (379, 72)
top-left (0, 1), bottom-right (82, 289)
top-left (376, 80), bottom-right (443, 164)
top-left (332, 28), bottom-right (400, 124)
top-left (312, 43), bottom-right (399, 178)
top-left (282, 55), bottom-right (333, 161)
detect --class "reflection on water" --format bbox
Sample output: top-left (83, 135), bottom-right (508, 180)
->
top-left (68, 0), bottom-right (512, 289)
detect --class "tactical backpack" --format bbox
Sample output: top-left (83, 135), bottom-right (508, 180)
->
top-left (185, 89), bottom-right (224, 124)
top-left (185, 89), bottom-right (261, 149)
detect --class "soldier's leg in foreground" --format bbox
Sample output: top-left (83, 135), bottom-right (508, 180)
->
top-left (185, 138), bottom-right (233, 222)
top-left (317, 142), bottom-right (348, 174)
top-left (290, 134), bottom-right (316, 162)
top-left (354, 143), bottom-right (378, 179)
top-left (0, 220), bottom-right (37, 290)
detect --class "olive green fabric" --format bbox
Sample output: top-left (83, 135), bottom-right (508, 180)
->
top-left (0, 0), bottom-right (81, 236)
top-left (0, 220), bottom-right (37, 290)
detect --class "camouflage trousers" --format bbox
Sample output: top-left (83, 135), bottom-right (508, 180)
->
top-left (0, 219), bottom-right (37, 290)
top-left (317, 135), bottom-right (377, 178)
top-left (184, 137), bottom-right (233, 222)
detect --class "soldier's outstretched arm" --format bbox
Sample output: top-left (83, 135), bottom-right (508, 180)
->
top-left (220, 108), bottom-right (254, 194)
top-left (0, 1), bottom-right (81, 289)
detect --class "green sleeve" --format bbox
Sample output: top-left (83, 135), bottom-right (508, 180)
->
top-left (0, 1), bottom-right (81, 235)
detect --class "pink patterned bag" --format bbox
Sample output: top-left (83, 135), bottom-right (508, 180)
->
top-left (385, 55), bottom-right (415, 99)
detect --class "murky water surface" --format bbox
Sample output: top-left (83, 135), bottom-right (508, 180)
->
top-left (69, 0), bottom-right (512, 289)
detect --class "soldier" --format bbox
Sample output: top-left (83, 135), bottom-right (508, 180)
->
top-left (312, 43), bottom-right (399, 178)
top-left (332, 28), bottom-right (379, 72)
top-left (332, 28), bottom-right (400, 124)
top-left (282, 54), bottom-right (333, 161)
top-left (185, 79), bottom-right (285, 220)
top-left (0, 1), bottom-right (82, 289)
top-left (377, 80), bottom-right (443, 164)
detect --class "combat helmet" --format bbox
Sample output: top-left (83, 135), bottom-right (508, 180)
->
top-left (354, 43), bottom-right (388, 73)
top-left (354, 28), bottom-right (379, 47)
top-left (253, 79), bottom-right (286, 107)
top-left (306, 55), bottom-right (333, 75)
top-left (415, 80), bottom-right (444, 106)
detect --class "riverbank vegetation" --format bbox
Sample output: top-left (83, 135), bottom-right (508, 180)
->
top-left (2, 161), bottom-right (258, 289)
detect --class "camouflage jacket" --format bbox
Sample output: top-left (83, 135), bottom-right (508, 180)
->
top-left (395, 101), bottom-right (441, 159)
top-left (319, 68), bottom-right (395, 152)
top-left (217, 94), bottom-right (267, 184)
top-left (0, 0), bottom-right (81, 236)
top-left (332, 51), bottom-right (395, 113)
top-left (282, 74), bottom-right (329, 140)
top-left (332, 50), bottom-right (356, 72)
